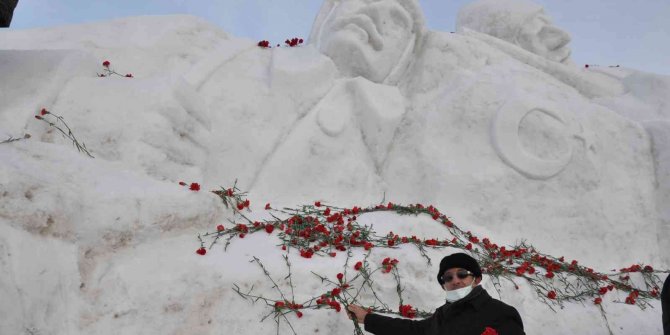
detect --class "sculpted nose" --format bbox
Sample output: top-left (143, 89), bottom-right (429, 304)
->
top-left (540, 25), bottom-right (571, 50)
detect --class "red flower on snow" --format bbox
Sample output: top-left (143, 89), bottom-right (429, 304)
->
top-left (284, 37), bottom-right (303, 47)
top-left (103, 60), bottom-right (110, 67)
top-left (189, 182), bottom-right (200, 191)
top-left (354, 261), bottom-right (363, 271)
top-left (196, 247), bottom-right (206, 255)
top-left (547, 291), bottom-right (557, 300)
top-left (331, 287), bottom-right (341, 296)
top-left (399, 304), bottom-right (416, 319)
top-left (481, 327), bottom-right (498, 335)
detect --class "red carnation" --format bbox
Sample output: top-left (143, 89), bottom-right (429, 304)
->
top-left (481, 327), bottom-right (498, 335)
top-left (547, 291), bottom-right (557, 300)
top-left (40, 108), bottom-right (49, 115)
top-left (125, 73), bottom-right (133, 78)
top-left (329, 300), bottom-right (341, 312)
top-left (337, 273), bottom-right (344, 282)
top-left (103, 60), bottom-right (110, 67)
top-left (354, 261), bottom-right (363, 271)
top-left (265, 203), bottom-right (271, 210)
top-left (399, 304), bottom-right (416, 319)
top-left (189, 182), bottom-right (200, 191)
top-left (216, 224), bottom-right (225, 232)
top-left (331, 287), bottom-right (341, 296)
top-left (594, 297), bottom-right (602, 305)
top-left (265, 224), bottom-right (274, 234)
top-left (196, 247), bottom-right (206, 255)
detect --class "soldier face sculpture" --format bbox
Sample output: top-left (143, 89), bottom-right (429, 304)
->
top-left (312, 0), bottom-right (421, 83)
top-left (457, 0), bottom-right (572, 64)
top-left (516, 12), bottom-right (572, 64)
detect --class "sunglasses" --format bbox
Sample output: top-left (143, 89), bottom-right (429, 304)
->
top-left (441, 270), bottom-right (474, 283)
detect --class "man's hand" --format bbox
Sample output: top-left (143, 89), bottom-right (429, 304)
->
top-left (347, 304), bottom-right (369, 324)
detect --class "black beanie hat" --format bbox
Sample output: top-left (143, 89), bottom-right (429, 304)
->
top-left (437, 253), bottom-right (482, 285)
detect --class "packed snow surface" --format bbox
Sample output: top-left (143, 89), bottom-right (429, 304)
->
top-left (1, 2), bottom-right (669, 334)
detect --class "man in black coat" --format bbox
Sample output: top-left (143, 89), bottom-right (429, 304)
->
top-left (347, 253), bottom-right (525, 335)
top-left (663, 274), bottom-right (669, 335)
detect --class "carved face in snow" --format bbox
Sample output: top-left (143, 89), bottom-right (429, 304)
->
top-left (516, 12), bottom-right (571, 63)
top-left (457, 0), bottom-right (572, 64)
top-left (311, 0), bottom-right (423, 83)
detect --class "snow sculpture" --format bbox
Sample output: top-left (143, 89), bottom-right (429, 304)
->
top-left (309, 0), bottom-right (425, 84)
top-left (381, 3), bottom-right (660, 269)
top-left (456, 0), bottom-right (571, 64)
top-left (250, 0), bottom-right (427, 201)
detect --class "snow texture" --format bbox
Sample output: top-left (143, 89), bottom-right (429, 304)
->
top-left (0, 1), bottom-right (668, 334)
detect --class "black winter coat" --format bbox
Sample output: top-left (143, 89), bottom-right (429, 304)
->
top-left (364, 286), bottom-right (525, 335)
top-left (662, 274), bottom-right (669, 335)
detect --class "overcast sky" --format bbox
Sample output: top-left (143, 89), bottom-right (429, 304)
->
top-left (8, 0), bottom-right (670, 75)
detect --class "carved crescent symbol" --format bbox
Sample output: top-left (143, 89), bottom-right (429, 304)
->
top-left (491, 98), bottom-right (573, 180)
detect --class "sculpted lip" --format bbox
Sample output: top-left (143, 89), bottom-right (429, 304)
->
top-left (559, 49), bottom-right (571, 64)
top-left (333, 14), bottom-right (384, 50)
top-left (553, 45), bottom-right (571, 63)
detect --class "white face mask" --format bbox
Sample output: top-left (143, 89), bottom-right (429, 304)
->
top-left (445, 283), bottom-right (474, 302)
